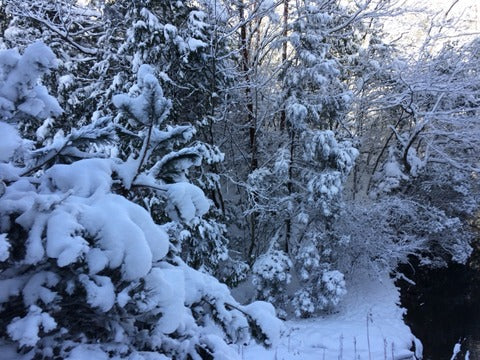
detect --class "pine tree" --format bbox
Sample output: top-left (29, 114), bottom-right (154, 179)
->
top-left (3, 0), bottom-right (242, 280)
top-left (246, 1), bottom-right (359, 317)
top-left (107, 0), bottom-right (242, 279)
top-left (0, 43), bottom-right (282, 359)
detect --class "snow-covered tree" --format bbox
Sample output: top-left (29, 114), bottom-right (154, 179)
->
top-left (281, 1), bottom-right (353, 131)
top-left (2, 0), bottom-right (246, 284)
top-left (330, 22), bottom-right (479, 289)
top-left (332, 196), bottom-right (473, 280)
top-left (112, 62), bottom-right (233, 277)
top-left (249, 129), bottom-right (357, 316)
top-left (112, 0), bottom-right (233, 127)
top-left (0, 43), bottom-right (282, 359)
top-left (242, 1), bottom-right (361, 317)
top-left (105, 0), bottom-right (245, 280)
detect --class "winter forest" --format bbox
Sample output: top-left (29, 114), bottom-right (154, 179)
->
top-left (0, 0), bottom-right (479, 359)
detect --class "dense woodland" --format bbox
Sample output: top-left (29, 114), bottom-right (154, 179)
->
top-left (0, 0), bottom-right (478, 358)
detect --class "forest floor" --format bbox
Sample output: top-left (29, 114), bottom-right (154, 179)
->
top-left (239, 274), bottom-right (421, 360)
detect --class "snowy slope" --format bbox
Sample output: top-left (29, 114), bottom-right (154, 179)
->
top-left (240, 274), bottom-right (421, 360)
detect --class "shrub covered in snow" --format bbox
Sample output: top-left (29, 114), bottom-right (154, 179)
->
top-left (252, 244), bottom-right (292, 316)
top-left (0, 44), bottom-right (281, 359)
top-left (332, 196), bottom-right (473, 278)
top-left (291, 240), bottom-right (347, 318)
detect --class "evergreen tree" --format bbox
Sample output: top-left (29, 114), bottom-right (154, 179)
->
top-left (112, 0), bottom-right (239, 278)
top-left (248, 1), bottom-right (359, 317)
top-left (2, 0), bottom-right (241, 280)
top-left (0, 43), bottom-right (282, 359)
top-left (112, 63), bottom-right (230, 277)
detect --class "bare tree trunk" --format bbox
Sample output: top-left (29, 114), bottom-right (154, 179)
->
top-left (239, 0), bottom-right (257, 171)
top-left (280, 0), bottom-right (289, 131)
top-left (283, 0), bottom-right (292, 253)
top-left (239, 0), bottom-right (259, 260)
top-left (285, 126), bottom-right (295, 254)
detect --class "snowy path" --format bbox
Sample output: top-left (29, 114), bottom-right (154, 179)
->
top-left (240, 274), bottom-right (421, 360)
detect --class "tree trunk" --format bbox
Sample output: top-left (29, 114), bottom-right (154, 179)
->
top-left (285, 126), bottom-right (295, 254)
top-left (280, 0), bottom-right (289, 131)
top-left (239, 0), bottom-right (257, 171)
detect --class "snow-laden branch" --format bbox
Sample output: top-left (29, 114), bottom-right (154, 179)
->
top-left (5, 0), bottom-right (102, 55)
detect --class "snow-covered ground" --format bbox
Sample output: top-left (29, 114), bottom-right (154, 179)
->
top-left (239, 274), bottom-right (421, 360)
